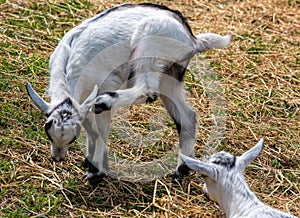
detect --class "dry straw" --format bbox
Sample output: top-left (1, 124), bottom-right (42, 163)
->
top-left (0, 0), bottom-right (299, 217)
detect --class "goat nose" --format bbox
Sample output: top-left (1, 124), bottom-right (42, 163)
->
top-left (52, 156), bottom-right (63, 162)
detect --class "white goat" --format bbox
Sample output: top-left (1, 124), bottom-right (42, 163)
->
top-left (27, 3), bottom-right (231, 181)
top-left (180, 139), bottom-right (296, 218)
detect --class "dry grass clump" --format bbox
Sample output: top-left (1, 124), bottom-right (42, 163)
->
top-left (1, 0), bottom-right (299, 217)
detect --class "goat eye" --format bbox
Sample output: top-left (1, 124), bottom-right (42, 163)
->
top-left (45, 120), bottom-right (54, 142)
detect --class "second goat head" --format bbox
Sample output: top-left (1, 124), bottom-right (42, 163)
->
top-left (180, 139), bottom-right (296, 218)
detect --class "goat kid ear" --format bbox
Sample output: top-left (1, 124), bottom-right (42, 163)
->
top-left (26, 82), bottom-right (51, 115)
top-left (79, 85), bottom-right (98, 115)
top-left (237, 138), bottom-right (264, 170)
top-left (179, 154), bottom-right (217, 181)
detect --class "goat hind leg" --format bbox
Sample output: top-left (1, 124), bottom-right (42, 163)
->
top-left (93, 74), bottom-right (158, 113)
top-left (93, 88), bottom-right (147, 114)
top-left (160, 78), bottom-right (196, 177)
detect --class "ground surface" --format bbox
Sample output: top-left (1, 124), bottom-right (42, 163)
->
top-left (1, 0), bottom-right (299, 217)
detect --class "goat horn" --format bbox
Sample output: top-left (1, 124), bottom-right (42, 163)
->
top-left (26, 82), bottom-right (50, 114)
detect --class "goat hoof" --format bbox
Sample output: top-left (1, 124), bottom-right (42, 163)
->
top-left (167, 172), bottom-right (185, 185)
top-left (82, 158), bottom-right (106, 184)
top-left (83, 171), bottom-right (106, 184)
top-left (82, 157), bottom-right (90, 168)
top-left (175, 163), bottom-right (190, 177)
top-left (82, 158), bottom-right (100, 173)
top-left (169, 172), bottom-right (185, 180)
top-left (168, 163), bottom-right (190, 180)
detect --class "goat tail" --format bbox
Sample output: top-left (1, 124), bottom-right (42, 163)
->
top-left (194, 33), bottom-right (231, 52)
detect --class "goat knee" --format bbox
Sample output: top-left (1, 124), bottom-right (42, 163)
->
top-left (93, 92), bottom-right (118, 113)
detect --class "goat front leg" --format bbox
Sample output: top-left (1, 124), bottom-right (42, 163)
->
top-left (82, 111), bottom-right (111, 182)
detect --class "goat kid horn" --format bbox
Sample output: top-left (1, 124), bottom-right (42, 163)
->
top-left (26, 82), bottom-right (50, 114)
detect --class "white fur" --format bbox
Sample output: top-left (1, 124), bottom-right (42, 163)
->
top-left (180, 139), bottom-right (296, 218)
top-left (27, 3), bottom-right (231, 178)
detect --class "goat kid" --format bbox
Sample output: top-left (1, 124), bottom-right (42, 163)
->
top-left (180, 139), bottom-right (296, 218)
top-left (27, 3), bottom-right (231, 181)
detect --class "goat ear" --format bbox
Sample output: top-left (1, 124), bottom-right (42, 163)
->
top-left (80, 85), bottom-right (98, 113)
top-left (179, 154), bottom-right (217, 181)
top-left (238, 138), bottom-right (264, 170)
top-left (26, 82), bottom-right (50, 114)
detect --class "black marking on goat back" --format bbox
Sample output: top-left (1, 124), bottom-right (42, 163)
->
top-left (138, 3), bottom-right (194, 37)
top-left (89, 3), bottom-right (194, 37)
top-left (210, 152), bottom-right (236, 169)
top-left (88, 3), bottom-right (133, 23)
top-left (164, 63), bottom-right (187, 82)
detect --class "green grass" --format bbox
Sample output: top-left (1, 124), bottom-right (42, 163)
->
top-left (1, 0), bottom-right (299, 217)
top-left (0, 1), bottom-right (98, 216)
